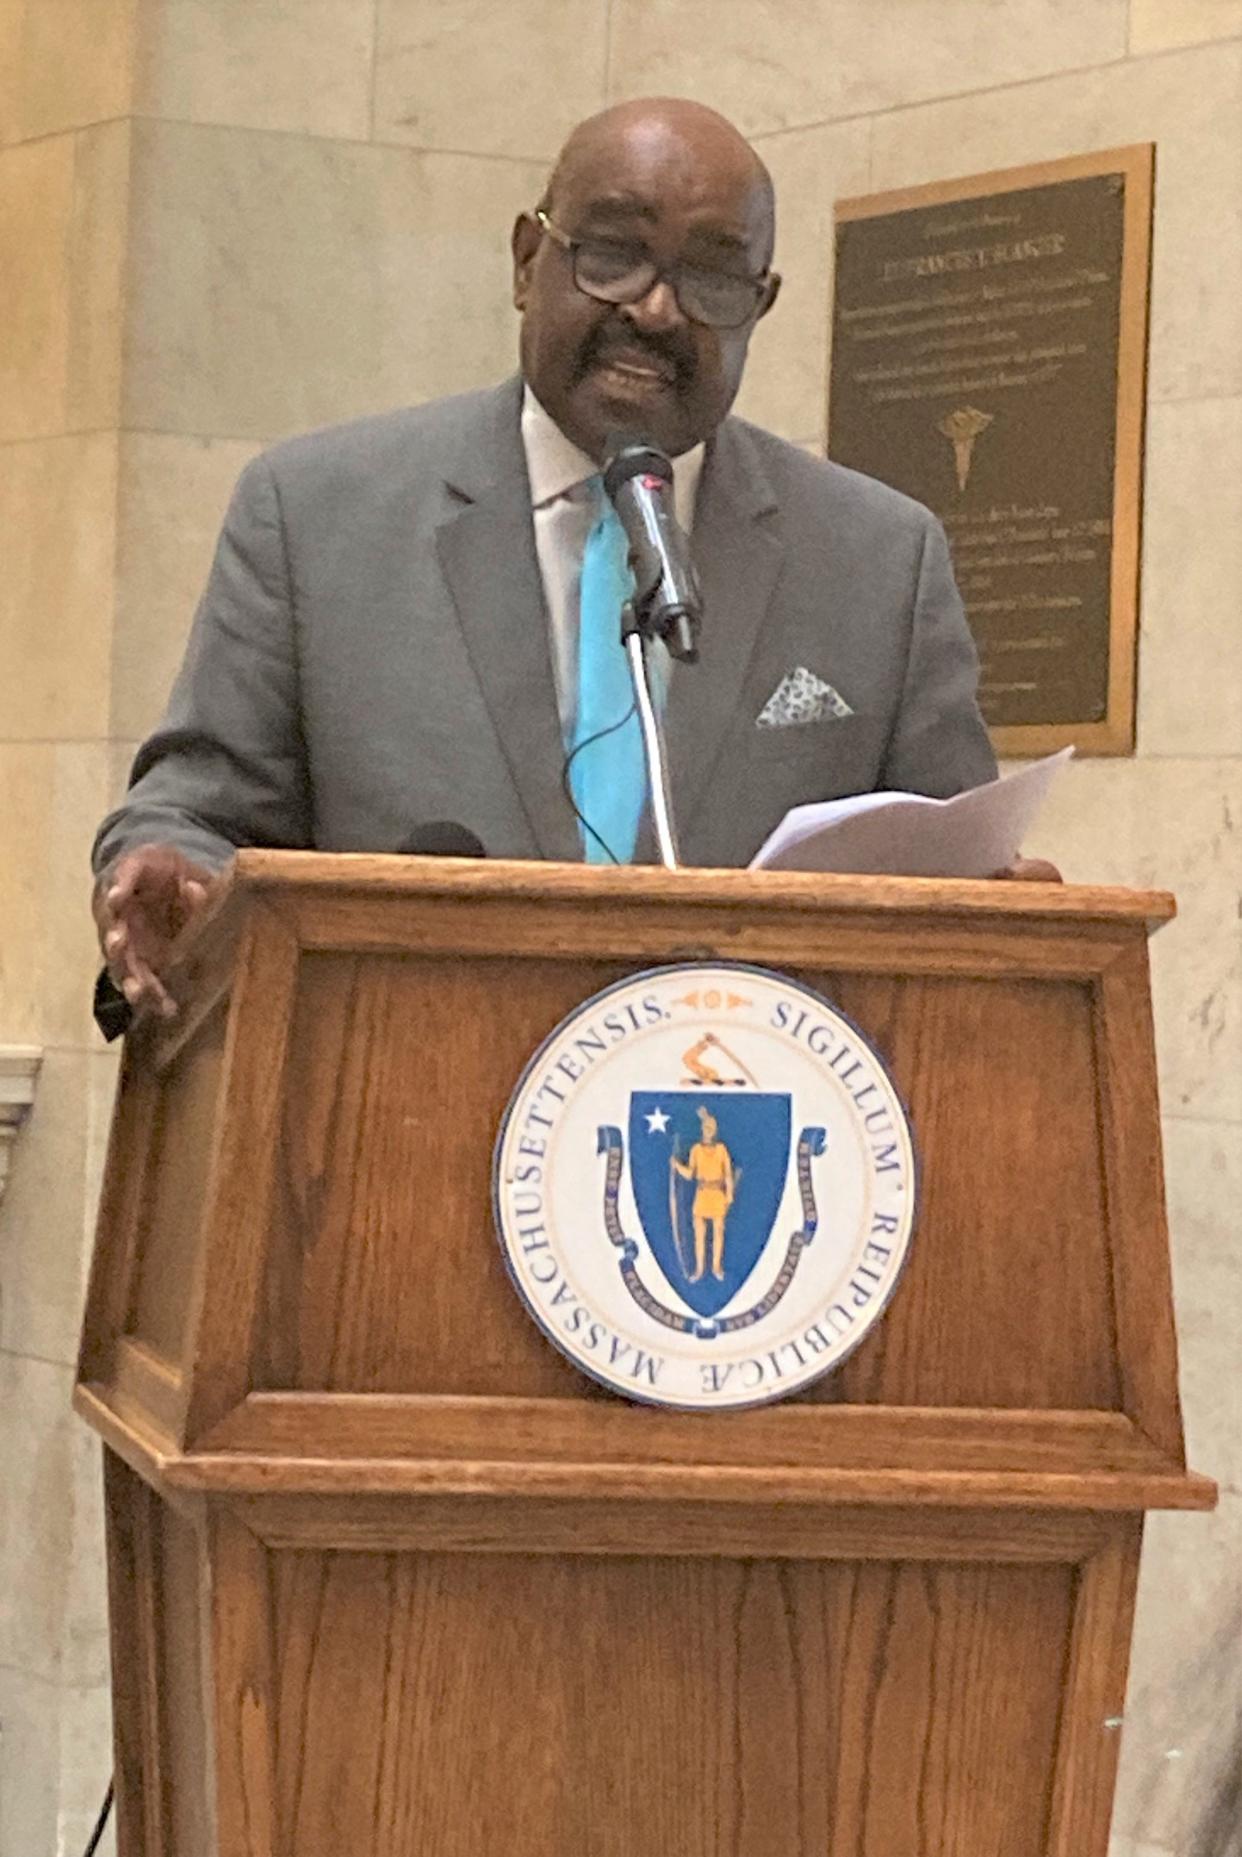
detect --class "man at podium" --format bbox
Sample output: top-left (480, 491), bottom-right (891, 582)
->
top-left (91, 95), bottom-right (1002, 1032)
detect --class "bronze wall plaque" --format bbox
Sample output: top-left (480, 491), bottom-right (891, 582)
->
top-left (829, 147), bottom-right (1153, 756)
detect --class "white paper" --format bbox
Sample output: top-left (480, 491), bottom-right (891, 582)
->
top-left (749, 748), bottom-right (1072, 878)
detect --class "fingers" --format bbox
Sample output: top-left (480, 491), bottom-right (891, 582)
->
top-left (105, 923), bottom-right (178, 1020)
top-left (100, 846), bottom-right (214, 923)
top-left (121, 959), bottom-right (178, 1021)
top-left (95, 846), bottom-right (216, 1024)
top-left (104, 920), bottom-right (178, 1019)
top-left (995, 855), bottom-right (1064, 883)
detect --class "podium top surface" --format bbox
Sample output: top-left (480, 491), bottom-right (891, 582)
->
top-left (223, 850), bottom-right (1176, 931)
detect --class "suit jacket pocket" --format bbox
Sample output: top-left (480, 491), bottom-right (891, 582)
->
top-left (743, 710), bottom-right (889, 800)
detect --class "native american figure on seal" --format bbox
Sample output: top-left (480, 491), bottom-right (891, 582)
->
top-left (671, 1106), bottom-right (738, 1283)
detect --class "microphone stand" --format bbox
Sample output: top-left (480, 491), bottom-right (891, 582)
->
top-left (621, 598), bottom-right (698, 871)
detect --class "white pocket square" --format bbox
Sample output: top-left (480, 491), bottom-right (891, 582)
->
top-left (756, 666), bottom-right (854, 729)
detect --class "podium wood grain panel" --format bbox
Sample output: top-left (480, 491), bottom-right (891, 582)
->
top-left (105, 1457), bottom-right (212, 1857)
top-left (266, 1548), bottom-right (1072, 1857)
top-left (261, 951), bottom-right (629, 1397)
top-left (1095, 948), bottom-right (1184, 1458)
top-left (827, 971), bottom-right (1119, 1409)
top-left (258, 955), bottom-right (1119, 1411)
top-left (124, 1012), bottom-right (227, 1369)
top-left (1046, 1524), bottom-right (1142, 1855)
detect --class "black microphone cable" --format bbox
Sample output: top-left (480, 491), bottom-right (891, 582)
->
top-left (560, 701), bottom-right (639, 867)
top-left (81, 1779), bottom-right (113, 1857)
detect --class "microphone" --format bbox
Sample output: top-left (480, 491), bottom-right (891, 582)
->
top-left (394, 821), bottom-right (486, 858)
top-left (602, 436), bottom-right (702, 663)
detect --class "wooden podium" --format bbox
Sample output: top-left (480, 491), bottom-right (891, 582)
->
top-left (75, 855), bottom-right (1214, 1857)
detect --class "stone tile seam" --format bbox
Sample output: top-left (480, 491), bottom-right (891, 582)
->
top-left (747, 31), bottom-right (1242, 145)
top-left (0, 1660), bottom-right (109, 1697)
top-left (0, 1343), bottom-right (76, 1374)
top-left (119, 114), bottom-right (554, 166)
top-left (34, 30), bottom-right (1224, 162)
top-left (0, 1347), bottom-right (81, 1375)
top-left (4, 113), bottom-right (553, 165)
top-left (1, 27), bottom-right (1240, 166)
top-left (0, 115), bottom-right (130, 154)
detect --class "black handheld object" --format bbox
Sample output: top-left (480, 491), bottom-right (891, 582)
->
top-left (395, 821), bottom-right (486, 858)
top-left (602, 436), bottom-right (702, 663)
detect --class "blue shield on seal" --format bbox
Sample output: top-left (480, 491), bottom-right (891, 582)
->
top-left (628, 1092), bottom-right (791, 1317)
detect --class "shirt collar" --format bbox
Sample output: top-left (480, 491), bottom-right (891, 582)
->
top-left (520, 386), bottom-right (706, 529)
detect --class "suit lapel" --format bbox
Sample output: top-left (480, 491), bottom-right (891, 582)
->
top-left (434, 380), bottom-right (582, 861)
top-left (667, 420), bottom-right (782, 842)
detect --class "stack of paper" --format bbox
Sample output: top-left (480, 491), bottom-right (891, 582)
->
top-left (749, 749), bottom-right (1072, 878)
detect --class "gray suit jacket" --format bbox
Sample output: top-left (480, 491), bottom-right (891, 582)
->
top-left (93, 376), bottom-right (996, 875)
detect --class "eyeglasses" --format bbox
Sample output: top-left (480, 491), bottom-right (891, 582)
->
top-left (534, 209), bottom-right (770, 331)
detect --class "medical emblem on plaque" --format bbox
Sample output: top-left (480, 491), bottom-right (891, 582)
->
top-left (493, 964), bottom-right (917, 1410)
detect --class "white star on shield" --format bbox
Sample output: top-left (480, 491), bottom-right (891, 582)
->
top-left (645, 1107), bottom-right (670, 1133)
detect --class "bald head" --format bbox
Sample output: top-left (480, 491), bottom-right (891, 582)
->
top-left (512, 97), bottom-right (781, 459)
top-left (544, 99), bottom-right (776, 268)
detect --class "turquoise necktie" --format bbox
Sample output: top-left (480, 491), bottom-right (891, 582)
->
top-left (571, 488), bottom-right (646, 863)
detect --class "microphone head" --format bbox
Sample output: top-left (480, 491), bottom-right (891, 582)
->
top-left (395, 821), bottom-right (486, 858)
top-left (602, 434), bottom-right (674, 498)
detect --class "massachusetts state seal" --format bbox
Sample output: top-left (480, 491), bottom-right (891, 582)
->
top-left (493, 963), bottom-right (916, 1410)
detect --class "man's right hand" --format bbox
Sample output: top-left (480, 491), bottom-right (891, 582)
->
top-left (93, 845), bottom-right (217, 1021)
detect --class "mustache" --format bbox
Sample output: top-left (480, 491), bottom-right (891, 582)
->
top-left (575, 322), bottom-right (695, 386)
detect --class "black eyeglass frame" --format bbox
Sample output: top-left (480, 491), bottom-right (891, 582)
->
top-left (534, 208), bottom-right (773, 331)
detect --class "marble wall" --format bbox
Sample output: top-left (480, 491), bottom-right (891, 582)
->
top-left (1, 2), bottom-right (1237, 1853)
top-left (1, 4), bottom-right (135, 1850)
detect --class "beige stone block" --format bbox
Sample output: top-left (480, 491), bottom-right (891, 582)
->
top-left (0, 1669), bottom-right (113, 1857)
top-left (114, 433), bottom-right (261, 740)
top-left (607, 0), bottom-right (1126, 137)
top-left (0, 137), bottom-right (74, 440)
top-left (1138, 397), bottom-right (1242, 757)
top-left (134, 0), bottom-right (374, 141)
top-left (0, 0), bottom-right (135, 146)
top-left (0, 1352), bottom-right (76, 1680)
top-left (0, 1050), bottom-right (115, 1367)
top-left (731, 120), bottom-right (870, 445)
top-left (0, 1667), bottom-right (60, 1854)
top-left (1131, 0), bottom-right (1242, 53)
top-left (374, 0), bottom-right (605, 159)
top-left (1022, 758), bottom-right (1242, 1121)
top-left (60, 1427), bottom-right (112, 1690)
top-left (85, 1043), bottom-right (122, 1216)
top-left (0, 433), bottom-right (117, 740)
top-left (55, 1678), bottom-right (116, 1857)
top-left (123, 120), bottom-right (543, 438)
top-left (870, 41), bottom-right (1242, 402)
top-left (1163, 1117), bottom-right (1242, 1495)
top-left (0, 743), bottom-right (114, 1047)
top-left (0, 122), bottom-right (129, 441)
top-left (1112, 1495), bottom-right (1242, 1852)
